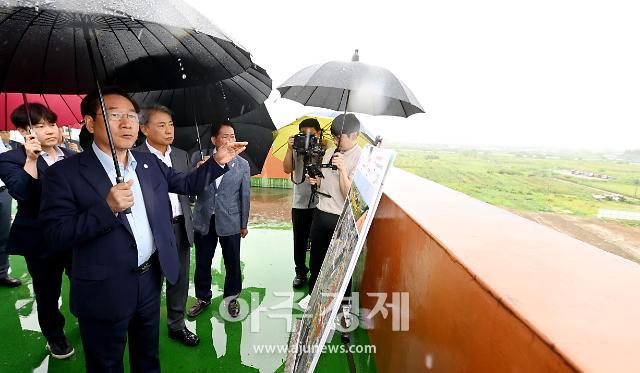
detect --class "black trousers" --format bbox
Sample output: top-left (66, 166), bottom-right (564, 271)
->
top-left (166, 218), bottom-right (190, 332)
top-left (79, 259), bottom-right (161, 373)
top-left (24, 249), bottom-right (72, 342)
top-left (194, 216), bottom-right (242, 301)
top-left (0, 190), bottom-right (11, 278)
top-left (309, 210), bottom-right (338, 293)
top-left (309, 210), bottom-right (353, 299)
top-left (291, 208), bottom-right (314, 276)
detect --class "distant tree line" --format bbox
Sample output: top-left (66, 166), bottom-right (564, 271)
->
top-left (622, 150), bottom-right (640, 162)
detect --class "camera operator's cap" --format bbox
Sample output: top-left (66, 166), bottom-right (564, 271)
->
top-left (331, 113), bottom-right (360, 135)
top-left (298, 118), bottom-right (321, 131)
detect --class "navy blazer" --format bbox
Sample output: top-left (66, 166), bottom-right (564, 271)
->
top-left (39, 147), bottom-right (227, 321)
top-left (0, 146), bottom-right (76, 257)
top-left (133, 143), bottom-right (194, 245)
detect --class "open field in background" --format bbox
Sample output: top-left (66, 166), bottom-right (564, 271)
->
top-left (392, 146), bottom-right (640, 217)
top-left (391, 145), bottom-right (640, 263)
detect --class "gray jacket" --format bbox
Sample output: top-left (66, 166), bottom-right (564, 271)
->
top-left (133, 143), bottom-right (194, 245)
top-left (191, 150), bottom-right (250, 237)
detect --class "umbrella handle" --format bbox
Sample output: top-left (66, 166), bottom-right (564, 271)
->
top-left (20, 94), bottom-right (41, 155)
top-left (334, 89), bottom-right (351, 154)
top-left (116, 175), bottom-right (132, 215)
top-left (190, 87), bottom-right (204, 160)
top-left (83, 25), bottom-right (131, 214)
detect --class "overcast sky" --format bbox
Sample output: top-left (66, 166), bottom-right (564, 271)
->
top-left (186, 0), bottom-right (640, 150)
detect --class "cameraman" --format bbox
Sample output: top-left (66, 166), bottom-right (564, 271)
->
top-left (307, 113), bottom-right (362, 294)
top-left (283, 118), bottom-right (323, 288)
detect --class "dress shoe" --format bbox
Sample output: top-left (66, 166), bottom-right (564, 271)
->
top-left (227, 299), bottom-right (240, 318)
top-left (169, 327), bottom-right (200, 347)
top-left (187, 298), bottom-right (211, 318)
top-left (292, 274), bottom-right (307, 289)
top-left (0, 276), bottom-right (21, 287)
top-left (47, 337), bottom-right (75, 359)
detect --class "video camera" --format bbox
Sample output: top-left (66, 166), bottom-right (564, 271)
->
top-left (291, 132), bottom-right (337, 181)
top-left (291, 131), bottom-right (337, 207)
top-left (292, 132), bottom-right (324, 157)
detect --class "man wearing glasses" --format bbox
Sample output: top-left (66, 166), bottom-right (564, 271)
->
top-left (39, 87), bottom-right (247, 372)
top-left (187, 122), bottom-right (250, 320)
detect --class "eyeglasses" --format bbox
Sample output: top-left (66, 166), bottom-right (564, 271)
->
top-left (98, 111), bottom-right (139, 123)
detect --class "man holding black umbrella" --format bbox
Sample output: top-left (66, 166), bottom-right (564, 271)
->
top-left (39, 88), bottom-right (247, 372)
top-left (0, 103), bottom-right (76, 359)
top-left (307, 114), bottom-right (362, 294)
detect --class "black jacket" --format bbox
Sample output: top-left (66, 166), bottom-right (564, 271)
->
top-left (0, 145), bottom-right (76, 256)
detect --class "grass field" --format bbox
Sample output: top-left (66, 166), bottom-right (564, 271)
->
top-left (392, 146), bottom-right (640, 218)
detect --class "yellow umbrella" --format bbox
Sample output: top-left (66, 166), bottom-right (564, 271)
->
top-left (272, 115), bottom-right (374, 161)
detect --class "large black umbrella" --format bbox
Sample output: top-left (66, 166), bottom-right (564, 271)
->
top-left (132, 64), bottom-right (271, 159)
top-left (278, 50), bottom-right (424, 118)
top-left (0, 0), bottom-right (261, 212)
top-left (0, 0), bottom-right (254, 93)
top-left (173, 104), bottom-right (275, 176)
top-left (131, 65), bottom-right (271, 127)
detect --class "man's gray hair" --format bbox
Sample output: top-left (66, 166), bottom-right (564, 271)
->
top-left (139, 104), bottom-right (173, 125)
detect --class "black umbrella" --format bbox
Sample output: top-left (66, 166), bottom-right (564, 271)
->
top-left (173, 104), bottom-right (275, 176)
top-left (0, 0), bottom-right (261, 213)
top-left (278, 50), bottom-right (424, 118)
top-left (131, 66), bottom-right (271, 126)
top-left (0, 1), bottom-right (254, 93)
top-left (132, 65), bottom-right (272, 159)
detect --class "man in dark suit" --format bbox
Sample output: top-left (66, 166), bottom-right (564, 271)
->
top-left (39, 87), bottom-right (246, 373)
top-left (187, 122), bottom-right (251, 319)
top-left (134, 104), bottom-right (198, 347)
top-left (0, 103), bottom-right (76, 358)
top-left (0, 139), bottom-right (20, 288)
top-left (59, 126), bottom-right (83, 152)
top-left (0, 130), bottom-right (22, 151)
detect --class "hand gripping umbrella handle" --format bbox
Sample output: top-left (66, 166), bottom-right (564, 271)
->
top-left (116, 176), bottom-right (132, 215)
top-left (20, 94), bottom-right (41, 155)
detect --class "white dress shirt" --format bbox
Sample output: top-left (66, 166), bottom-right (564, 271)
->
top-left (212, 149), bottom-right (224, 189)
top-left (146, 141), bottom-right (183, 218)
top-left (93, 143), bottom-right (155, 265)
top-left (40, 146), bottom-right (66, 166)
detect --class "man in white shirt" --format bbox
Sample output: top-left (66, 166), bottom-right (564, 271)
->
top-left (135, 104), bottom-right (199, 347)
top-left (307, 114), bottom-right (362, 294)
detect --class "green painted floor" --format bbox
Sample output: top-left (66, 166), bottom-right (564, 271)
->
top-left (0, 223), bottom-right (376, 372)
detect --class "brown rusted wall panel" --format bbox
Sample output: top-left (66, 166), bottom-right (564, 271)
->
top-left (360, 194), bottom-right (575, 372)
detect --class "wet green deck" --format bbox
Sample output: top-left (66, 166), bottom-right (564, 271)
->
top-left (0, 189), bottom-right (376, 372)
